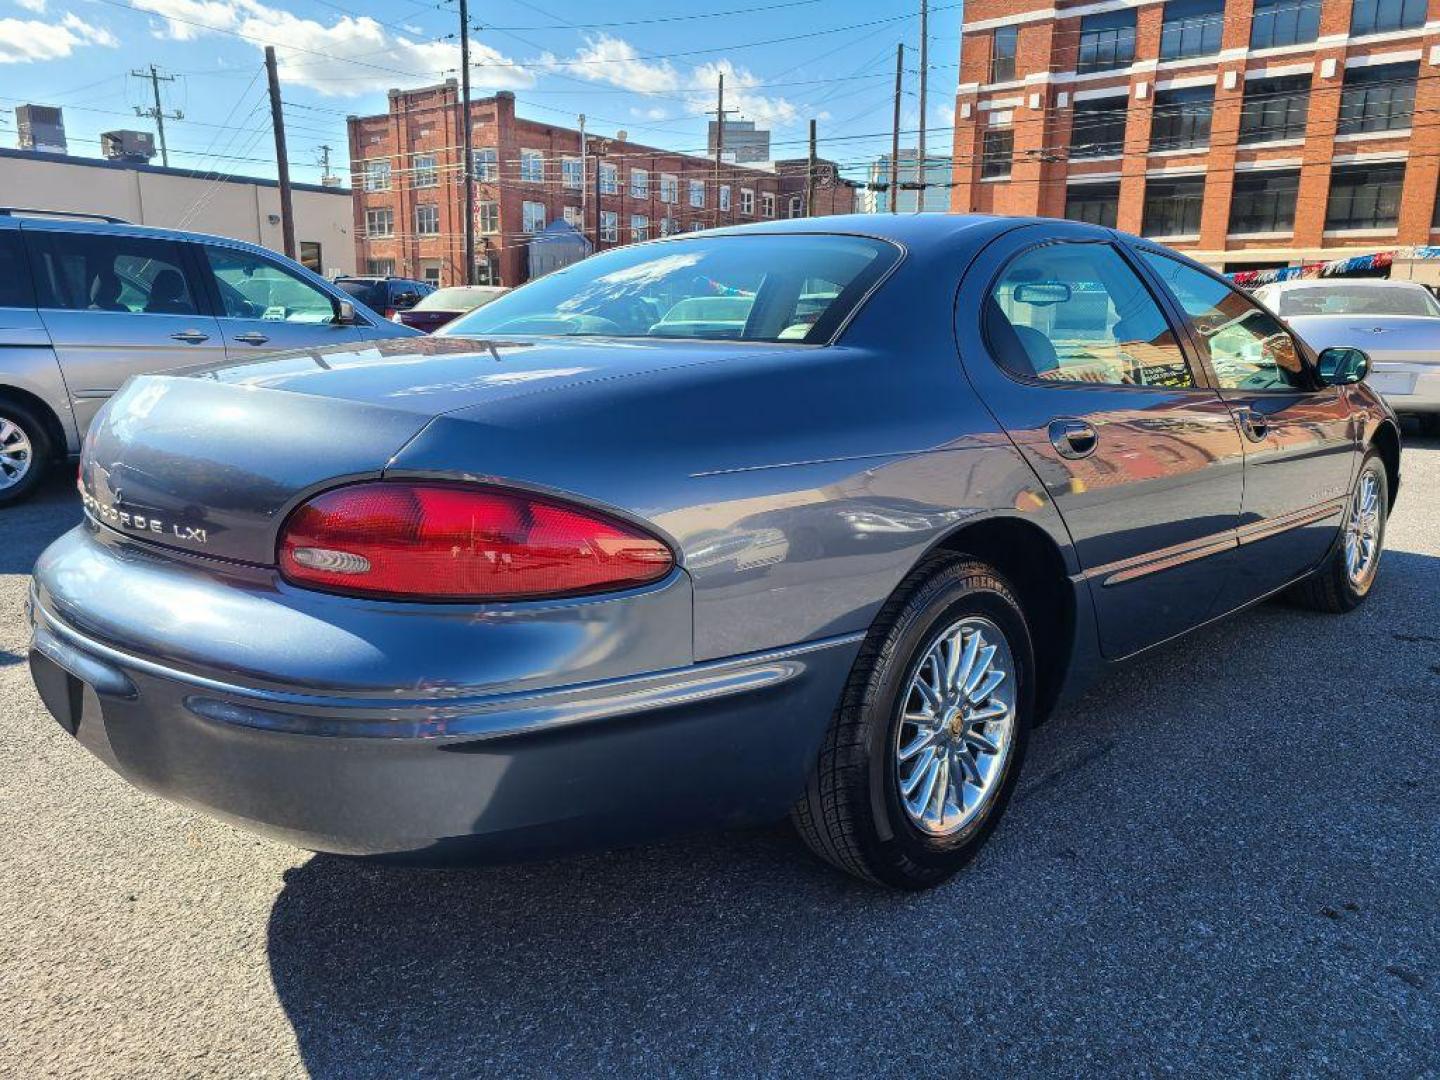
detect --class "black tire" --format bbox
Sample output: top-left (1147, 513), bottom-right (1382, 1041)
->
top-left (792, 556), bottom-right (1035, 890)
top-left (0, 397), bottom-right (52, 507)
top-left (1286, 450), bottom-right (1388, 614)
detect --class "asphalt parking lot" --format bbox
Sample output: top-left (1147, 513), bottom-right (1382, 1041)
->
top-left (2, 433), bottom-right (1437, 1079)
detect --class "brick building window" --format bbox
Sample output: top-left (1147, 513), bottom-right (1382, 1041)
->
top-left (720, 185), bottom-right (732, 211)
top-left (363, 160), bottom-right (391, 191)
top-left (477, 201), bottom-right (499, 234)
top-left (366, 258), bottom-right (395, 275)
top-left (762, 192), bottom-right (776, 217)
top-left (690, 180), bottom-right (705, 207)
top-left (981, 127), bottom-right (1014, 178)
top-left (660, 174), bottom-right (679, 203)
top-left (600, 210), bottom-right (618, 242)
top-left (600, 163), bottom-right (619, 194)
top-left (741, 188), bottom-right (755, 214)
top-left (631, 168), bottom-right (649, 198)
top-left (412, 153), bottom-right (438, 188)
top-left (520, 149), bottom-right (545, 183)
top-left (563, 205), bottom-right (583, 227)
top-left (690, 222), bottom-right (705, 232)
top-left (414, 204), bottom-right (439, 235)
top-left (473, 148), bottom-right (498, 181)
top-left (1142, 177), bottom-right (1205, 237)
top-left (1149, 85), bottom-right (1214, 152)
top-left (562, 157), bottom-right (583, 189)
top-left (1325, 162), bottom-right (1405, 230)
top-left (1249, 0), bottom-right (1320, 47)
top-left (631, 214), bottom-right (649, 242)
top-left (1239, 74), bottom-right (1311, 142)
top-left (789, 195), bottom-right (803, 217)
top-left (1064, 182), bottom-right (1120, 227)
top-left (364, 208), bottom-right (394, 238)
top-left (522, 201), bottom-right (546, 233)
top-left (1077, 10), bottom-right (1136, 73)
top-left (1228, 170), bottom-right (1300, 234)
top-left (1160, 0), bottom-right (1222, 60)
top-left (659, 216), bottom-right (675, 236)
top-left (1070, 96), bottom-right (1128, 158)
top-left (1350, 0), bottom-right (1425, 36)
top-left (991, 26), bottom-right (1018, 83)
top-left (1337, 62), bottom-right (1417, 135)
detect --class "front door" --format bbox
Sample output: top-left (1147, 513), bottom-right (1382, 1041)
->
top-left (957, 226), bottom-right (1247, 659)
top-left (26, 227), bottom-right (223, 435)
top-left (1136, 251), bottom-right (1358, 608)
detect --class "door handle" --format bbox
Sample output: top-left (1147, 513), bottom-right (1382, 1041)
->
top-left (169, 329), bottom-right (210, 344)
top-left (1237, 407), bottom-right (1269, 443)
top-left (234, 332), bottom-right (270, 346)
top-left (1048, 418), bottom-right (1099, 460)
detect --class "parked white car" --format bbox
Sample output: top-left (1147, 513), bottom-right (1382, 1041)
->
top-left (1253, 278), bottom-right (1440, 435)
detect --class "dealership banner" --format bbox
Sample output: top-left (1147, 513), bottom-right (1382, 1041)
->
top-left (1227, 246), bottom-right (1440, 288)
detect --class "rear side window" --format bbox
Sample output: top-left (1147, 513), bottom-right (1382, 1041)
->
top-left (0, 231), bottom-right (34, 308)
top-left (29, 231), bottom-right (198, 316)
top-left (984, 243), bottom-right (1195, 388)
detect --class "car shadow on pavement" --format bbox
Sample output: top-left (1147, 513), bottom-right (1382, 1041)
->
top-left (1, 466), bottom-right (80, 575)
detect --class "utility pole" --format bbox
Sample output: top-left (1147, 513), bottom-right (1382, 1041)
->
top-left (132, 64), bottom-right (182, 168)
top-left (591, 138), bottom-right (609, 250)
top-left (890, 43), bottom-right (904, 214)
top-left (918, 0), bottom-right (929, 212)
top-left (264, 47), bottom-right (297, 260)
top-left (458, 0), bottom-right (476, 285)
top-left (579, 113), bottom-right (588, 233)
top-left (317, 144), bottom-right (334, 184)
top-left (711, 73), bottom-right (737, 220)
top-left (805, 118), bottom-right (817, 218)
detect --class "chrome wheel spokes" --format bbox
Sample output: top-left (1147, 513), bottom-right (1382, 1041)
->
top-left (895, 615), bottom-right (1017, 837)
top-left (0, 418), bottom-right (33, 491)
top-left (1343, 470), bottom-right (1383, 588)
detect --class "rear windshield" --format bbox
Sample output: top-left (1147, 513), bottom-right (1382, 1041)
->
top-left (439, 234), bottom-right (899, 344)
top-left (1276, 285), bottom-right (1440, 317)
top-left (335, 279), bottom-right (385, 308)
top-left (413, 286), bottom-right (505, 312)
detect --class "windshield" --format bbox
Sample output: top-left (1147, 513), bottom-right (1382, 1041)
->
top-left (1277, 285), bottom-right (1440, 317)
top-left (439, 234), bottom-right (899, 343)
top-left (413, 286), bottom-right (506, 312)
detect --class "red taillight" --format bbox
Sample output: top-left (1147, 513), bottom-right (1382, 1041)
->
top-left (278, 482), bottom-right (673, 601)
top-left (383, 308), bottom-right (397, 320)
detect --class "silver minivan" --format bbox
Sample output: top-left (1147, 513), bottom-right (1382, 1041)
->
top-left (0, 209), bottom-right (419, 504)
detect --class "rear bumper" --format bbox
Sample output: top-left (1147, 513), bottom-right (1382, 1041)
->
top-left (1370, 362), bottom-right (1440, 415)
top-left (28, 578), bottom-right (859, 860)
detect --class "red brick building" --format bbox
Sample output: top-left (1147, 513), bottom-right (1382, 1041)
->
top-left (347, 86), bottom-right (858, 287)
top-left (950, 0), bottom-right (1440, 278)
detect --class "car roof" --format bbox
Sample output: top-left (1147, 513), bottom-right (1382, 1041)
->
top-left (707, 212), bottom-right (1025, 246)
top-left (1263, 278), bottom-right (1428, 292)
top-left (9, 213), bottom-right (280, 252)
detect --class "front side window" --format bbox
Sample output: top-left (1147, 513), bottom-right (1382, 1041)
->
top-left (1229, 170), bottom-right (1300, 234)
top-left (522, 201), bottom-right (546, 234)
top-left (29, 232), bottom-right (198, 315)
top-left (473, 148), bottom-right (498, 181)
top-left (520, 149), bottom-right (545, 183)
top-left (1064, 182), bottom-right (1120, 227)
top-left (1326, 162), bottom-right (1405, 230)
top-left (1239, 74), bottom-right (1310, 143)
top-left (985, 243), bottom-right (1192, 387)
top-left (440, 234), bottom-right (899, 344)
top-left (1160, 0), bottom-right (1223, 59)
top-left (365, 207), bottom-right (394, 238)
top-left (1141, 252), bottom-right (1306, 390)
top-left (363, 160), bottom-right (391, 192)
top-left (561, 157), bottom-right (583, 189)
top-left (1149, 85), bottom-right (1213, 152)
top-left (415, 204), bottom-right (439, 235)
top-left (203, 246), bottom-right (335, 324)
top-left (477, 201), bottom-right (499, 234)
top-left (1077, 9), bottom-right (1137, 73)
top-left (1142, 177), bottom-right (1205, 238)
top-left (1337, 62), bottom-right (1417, 135)
top-left (1350, 0), bottom-right (1426, 35)
top-left (991, 25), bottom-right (1018, 82)
top-left (1070, 96), bottom-right (1128, 158)
top-left (982, 128), bottom-right (1014, 178)
top-left (412, 153), bottom-right (438, 188)
top-left (1250, 0), bottom-right (1319, 47)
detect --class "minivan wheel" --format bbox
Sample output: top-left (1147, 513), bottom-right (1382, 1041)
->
top-left (0, 400), bottom-right (51, 506)
top-left (1287, 450), bottom-right (1388, 614)
top-left (792, 557), bottom-right (1034, 890)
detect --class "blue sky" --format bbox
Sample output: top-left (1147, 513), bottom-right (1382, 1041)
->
top-left (0, 0), bottom-right (960, 187)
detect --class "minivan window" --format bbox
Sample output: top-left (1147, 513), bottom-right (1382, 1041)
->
top-left (441, 235), bottom-right (899, 343)
top-left (29, 232), bottom-right (197, 315)
top-left (0, 232), bottom-right (33, 308)
top-left (204, 247), bottom-right (336, 323)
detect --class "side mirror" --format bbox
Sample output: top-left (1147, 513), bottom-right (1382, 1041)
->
top-left (1316, 346), bottom-right (1371, 386)
top-left (331, 297), bottom-right (356, 325)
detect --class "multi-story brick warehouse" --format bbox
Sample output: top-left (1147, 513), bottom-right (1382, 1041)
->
top-left (347, 85), bottom-right (858, 287)
top-left (950, 0), bottom-right (1440, 279)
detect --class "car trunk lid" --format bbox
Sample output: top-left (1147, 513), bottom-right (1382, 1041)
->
top-left (1285, 314), bottom-right (1440, 366)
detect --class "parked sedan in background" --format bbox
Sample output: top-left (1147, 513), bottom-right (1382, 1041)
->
top-left (1254, 278), bottom-right (1440, 435)
top-left (397, 285), bottom-right (509, 332)
top-left (29, 216), bottom-right (1399, 889)
top-left (333, 275), bottom-right (434, 321)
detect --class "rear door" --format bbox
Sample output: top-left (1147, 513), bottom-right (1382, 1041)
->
top-left (1136, 251), bottom-right (1357, 607)
top-left (956, 223), bottom-right (1246, 659)
top-left (193, 242), bottom-right (366, 357)
top-left (26, 225), bottom-right (223, 435)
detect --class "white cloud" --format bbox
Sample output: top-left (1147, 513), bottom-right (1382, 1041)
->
top-left (0, 11), bottom-right (115, 62)
top-left (15, 0), bottom-right (47, 11)
top-left (131, 0), bottom-right (533, 96)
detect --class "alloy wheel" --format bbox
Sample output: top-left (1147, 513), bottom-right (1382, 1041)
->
top-left (1343, 469), bottom-right (1382, 588)
top-left (0, 416), bottom-right (33, 491)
